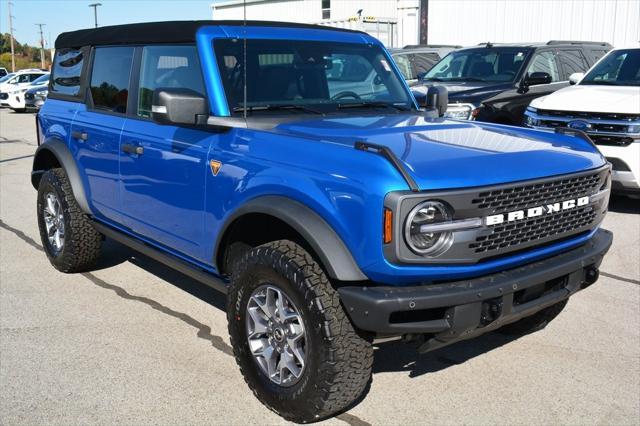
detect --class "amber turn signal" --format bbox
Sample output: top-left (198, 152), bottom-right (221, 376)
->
top-left (383, 208), bottom-right (393, 244)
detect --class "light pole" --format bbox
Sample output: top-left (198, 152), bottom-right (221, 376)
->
top-left (8, 1), bottom-right (16, 72)
top-left (89, 3), bottom-right (102, 28)
top-left (35, 23), bottom-right (46, 69)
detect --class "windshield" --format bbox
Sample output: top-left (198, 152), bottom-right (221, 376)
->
top-left (581, 49), bottom-right (640, 86)
top-left (214, 39), bottom-right (414, 113)
top-left (423, 48), bottom-right (529, 83)
top-left (30, 74), bottom-right (50, 85)
top-left (0, 73), bottom-right (15, 83)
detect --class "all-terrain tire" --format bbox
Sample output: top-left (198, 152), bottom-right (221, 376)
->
top-left (227, 240), bottom-right (373, 423)
top-left (498, 299), bottom-right (568, 335)
top-left (37, 168), bottom-right (102, 272)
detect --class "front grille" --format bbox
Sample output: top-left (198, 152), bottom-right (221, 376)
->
top-left (590, 135), bottom-right (634, 147)
top-left (470, 206), bottom-right (597, 253)
top-left (537, 109), bottom-right (640, 122)
top-left (472, 172), bottom-right (601, 212)
top-left (24, 93), bottom-right (34, 101)
top-left (469, 171), bottom-right (605, 255)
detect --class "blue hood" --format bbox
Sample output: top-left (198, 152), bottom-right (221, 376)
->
top-left (265, 114), bottom-right (606, 191)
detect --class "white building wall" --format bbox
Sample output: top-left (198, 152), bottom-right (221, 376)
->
top-left (427, 0), bottom-right (640, 47)
top-left (211, 0), bottom-right (640, 48)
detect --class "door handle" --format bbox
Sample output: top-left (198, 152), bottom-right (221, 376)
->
top-left (122, 143), bottom-right (144, 155)
top-left (71, 131), bottom-right (88, 141)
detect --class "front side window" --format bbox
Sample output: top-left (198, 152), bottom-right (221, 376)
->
top-left (424, 48), bottom-right (528, 83)
top-left (526, 51), bottom-right (560, 82)
top-left (581, 49), bottom-right (640, 86)
top-left (137, 45), bottom-right (206, 118)
top-left (51, 49), bottom-right (84, 96)
top-left (90, 47), bottom-right (134, 113)
top-left (393, 53), bottom-right (413, 80)
top-left (214, 39), bottom-right (412, 113)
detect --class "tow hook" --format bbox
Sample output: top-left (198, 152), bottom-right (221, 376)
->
top-left (582, 266), bottom-right (599, 288)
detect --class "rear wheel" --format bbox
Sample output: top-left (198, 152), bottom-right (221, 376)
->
top-left (227, 240), bottom-right (373, 423)
top-left (37, 168), bottom-right (102, 272)
top-left (498, 299), bottom-right (568, 335)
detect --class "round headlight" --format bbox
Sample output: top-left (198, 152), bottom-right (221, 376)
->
top-left (405, 200), bottom-right (454, 256)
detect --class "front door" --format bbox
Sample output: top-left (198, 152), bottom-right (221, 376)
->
top-left (119, 45), bottom-right (213, 260)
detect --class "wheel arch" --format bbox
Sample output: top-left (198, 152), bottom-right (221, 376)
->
top-left (214, 196), bottom-right (368, 282)
top-left (31, 139), bottom-right (91, 214)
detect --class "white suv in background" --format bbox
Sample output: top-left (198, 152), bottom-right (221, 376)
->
top-left (524, 48), bottom-right (640, 198)
top-left (0, 69), bottom-right (48, 108)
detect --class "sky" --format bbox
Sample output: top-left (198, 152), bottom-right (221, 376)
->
top-left (0, 0), bottom-right (223, 48)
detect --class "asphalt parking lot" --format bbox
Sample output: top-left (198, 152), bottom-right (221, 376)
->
top-left (1, 108), bottom-right (639, 425)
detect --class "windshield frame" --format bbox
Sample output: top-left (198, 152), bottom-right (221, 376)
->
top-left (422, 47), bottom-right (532, 84)
top-left (211, 37), bottom-right (417, 116)
top-left (580, 49), bottom-right (640, 87)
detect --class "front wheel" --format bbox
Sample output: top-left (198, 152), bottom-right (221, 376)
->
top-left (227, 240), bottom-right (373, 423)
top-left (37, 168), bottom-right (102, 272)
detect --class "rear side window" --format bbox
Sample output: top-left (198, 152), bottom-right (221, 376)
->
top-left (90, 47), bottom-right (134, 113)
top-left (557, 50), bottom-right (589, 79)
top-left (51, 49), bottom-right (84, 96)
top-left (409, 53), bottom-right (439, 78)
top-left (137, 45), bottom-right (205, 118)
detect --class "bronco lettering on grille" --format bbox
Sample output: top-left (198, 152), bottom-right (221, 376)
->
top-left (485, 196), bottom-right (590, 226)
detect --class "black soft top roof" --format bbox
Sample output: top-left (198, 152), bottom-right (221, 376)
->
top-left (55, 20), bottom-right (364, 49)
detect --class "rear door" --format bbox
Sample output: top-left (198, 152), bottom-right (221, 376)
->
top-left (70, 46), bottom-right (134, 223)
top-left (119, 45), bottom-right (213, 260)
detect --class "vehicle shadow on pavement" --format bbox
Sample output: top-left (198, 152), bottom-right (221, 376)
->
top-left (97, 238), bottom-right (227, 311)
top-left (372, 332), bottom-right (521, 378)
top-left (608, 196), bottom-right (639, 214)
top-left (97, 237), bottom-right (523, 379)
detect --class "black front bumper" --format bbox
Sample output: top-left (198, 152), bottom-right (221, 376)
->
top-left (339, 229), bottom-right (612, 352)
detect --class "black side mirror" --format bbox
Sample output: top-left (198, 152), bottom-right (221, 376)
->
top-left (152, 88), bottom-right (208, 126)
top-left (524, 72), bottom-right (552, 87)
top-left (416, 71), bottom-right (427, 80)
top-left (423, 85), bottom-right (448, 117)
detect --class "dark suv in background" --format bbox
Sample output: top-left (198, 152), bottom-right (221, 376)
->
top-left (412, 41), bottom-right (612, 124)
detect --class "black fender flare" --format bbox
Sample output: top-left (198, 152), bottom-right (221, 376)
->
top-left (215, 196), bottom-right (368, 282)
top-left (31, 139), bottom-right (91, 214)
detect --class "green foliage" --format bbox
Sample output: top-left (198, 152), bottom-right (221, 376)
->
top-left (0, 33), bottom-right (48, 70)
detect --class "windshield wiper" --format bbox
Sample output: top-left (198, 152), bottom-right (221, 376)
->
top-left (233, 104), bottom-right (324, 115)
top-left (422, 77), bottom-right (444, 82)
top-left (337, 102), bottom-right (410, 111)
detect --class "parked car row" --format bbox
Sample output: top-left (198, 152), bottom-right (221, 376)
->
top-left (392, 41), bottom-right (637, 198)
top-left (0, 68), bottom-right (49, 112)
top-left (524, 47), bottom-right (640, 198)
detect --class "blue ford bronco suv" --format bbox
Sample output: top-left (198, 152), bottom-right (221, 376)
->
top-left (33, 21), bottom-right (612, 422)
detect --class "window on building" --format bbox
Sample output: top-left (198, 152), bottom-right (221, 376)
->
top-left (51, 49), bottom-right (84, 96)
top-left (526, 51), bottom-right (560, 82)
top-left (322, 0), bottom-right (330, 19)
top-left (137, 45), bottom-right (205, 118)
top-left (89, 46), bottom-right (134, 113)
